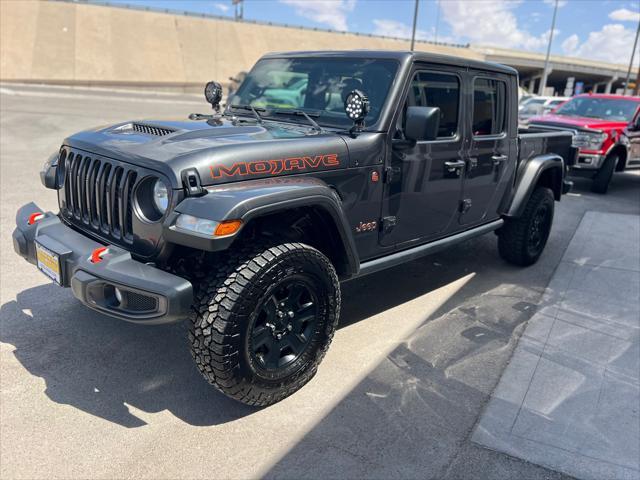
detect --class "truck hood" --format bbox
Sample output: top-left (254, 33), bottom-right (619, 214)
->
top-left (528, 113), bottom-right (629, 131)
top-left (64, 118), bottom-right (350, 188)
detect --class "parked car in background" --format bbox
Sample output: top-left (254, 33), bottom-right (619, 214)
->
top-left (519, 96), bottom-right (569, 125)
top-left (529, 94), bottom-right (640, 193)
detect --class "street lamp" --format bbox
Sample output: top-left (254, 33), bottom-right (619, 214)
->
top-left (624, 19), bottom-right (640, 96)
top-left (410, 0), bottom-right (419, 51)
top-left (539, 0), bottom-right (559, 96)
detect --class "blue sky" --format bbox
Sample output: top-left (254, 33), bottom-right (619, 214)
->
top-left (105, 0), bottom-right (640, 65)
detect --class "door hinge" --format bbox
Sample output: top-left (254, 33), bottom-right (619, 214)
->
top-left (381, 216), bottom-right (397, 232)
top-left (460, 199), bottom-right (472, 213)
top-left (384, 166), bottom-right (399, 183)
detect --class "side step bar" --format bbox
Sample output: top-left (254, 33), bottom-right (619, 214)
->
top-left (354, 219), bottom-right (504, 279)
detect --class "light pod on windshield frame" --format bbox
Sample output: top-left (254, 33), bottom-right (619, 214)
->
top-left (344, 89), bottom-right (370, 133)
top-left (204, 81), bottom-right (223, 112)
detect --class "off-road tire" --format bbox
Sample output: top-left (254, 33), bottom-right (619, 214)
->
top-left (498, 187), bottom-right (554, 267)
top-left (189, 242), bottom-right (340, 407)
top-left (591, 154), bottom-right (617, 194)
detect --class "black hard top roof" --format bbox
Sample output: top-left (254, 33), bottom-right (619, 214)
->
top-left (260, 50), bottom-right (518, 76)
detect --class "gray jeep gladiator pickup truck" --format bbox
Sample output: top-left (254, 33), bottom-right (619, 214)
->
top-left (13, 51), bottom-right (575, 406)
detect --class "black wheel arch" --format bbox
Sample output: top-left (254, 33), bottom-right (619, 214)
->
top-left (504, 153), bottom-right (564, 218)
top-left (163, 177), bottom-right (360, 278)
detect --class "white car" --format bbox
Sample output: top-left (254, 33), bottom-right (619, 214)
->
top-left (519, 96), bottom-right (569, 124)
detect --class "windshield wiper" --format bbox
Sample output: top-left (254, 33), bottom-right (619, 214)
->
top-left (273, 109), bottom-right (325, 133)
top-left (229, 104), bottom-right (265, 124)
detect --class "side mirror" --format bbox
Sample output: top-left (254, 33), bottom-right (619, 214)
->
top-left (630, 116), bottom-right (640, 131)
top-left (406, 106), bottom-right (440, 142)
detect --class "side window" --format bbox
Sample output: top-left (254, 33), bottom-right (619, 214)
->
top-left (405, 71), bottom-right (460, 139)
top-left (472, 78), bottom-right (506, 136)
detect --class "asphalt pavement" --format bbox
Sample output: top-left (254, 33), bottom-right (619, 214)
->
top-left (2, 84), bottom-right (639, 480)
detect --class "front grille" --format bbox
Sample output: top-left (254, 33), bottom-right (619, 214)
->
top-left (60, 149), bottom-right (138, 244)
top-left (131, 123), bottom-right (175, 136)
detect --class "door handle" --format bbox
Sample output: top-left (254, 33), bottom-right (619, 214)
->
top-left (444, 160), bottom-right (466, 171)
top-left (491, 154), bottom-right (508, 164)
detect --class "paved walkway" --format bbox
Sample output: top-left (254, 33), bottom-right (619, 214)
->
top-left (473, 211), bottom-right (640, 480)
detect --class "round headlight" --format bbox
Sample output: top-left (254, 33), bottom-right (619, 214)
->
top-left (152, 179), bottom-right (169, 214)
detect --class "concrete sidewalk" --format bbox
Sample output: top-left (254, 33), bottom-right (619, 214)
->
top-left (473, 211), bottom-right (640, 480)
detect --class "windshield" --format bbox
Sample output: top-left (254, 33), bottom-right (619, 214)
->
top-left (554, 97), bottom-right (639, 122)
top-left (229, 57), bottom-right (399, 128)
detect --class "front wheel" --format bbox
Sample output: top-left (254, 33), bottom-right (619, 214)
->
top-left (189, 242), bottom-right (340, 407)
top-left (498, 187), bottom-right (554, 266)
top-left (591, 154), bottom-right (617, 194)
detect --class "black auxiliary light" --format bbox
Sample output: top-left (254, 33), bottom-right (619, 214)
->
top-left (189, 81), bottom-right (224, 121)
top-left (204, 81), bottom-right (223, 112)
top-left (344, 89), bottom-right (370, 134)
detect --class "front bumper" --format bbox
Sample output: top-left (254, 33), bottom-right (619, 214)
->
top-left (12, 202), bottom-right (193, 324)
top-left (570, 153), bottom-right (605, 171)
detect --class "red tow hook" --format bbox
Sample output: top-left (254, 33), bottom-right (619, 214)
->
top-left (90, 246), bottom-right (109, 264)
top-left (27, 212), bottom-right (45, 225)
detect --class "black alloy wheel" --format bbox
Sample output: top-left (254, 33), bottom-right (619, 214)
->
top-left (498, 187), bottom-right (555, 266)
top-left (250, 279), bottom-right (319, 370)
top-left (526, 202), bottom-right (552, 258)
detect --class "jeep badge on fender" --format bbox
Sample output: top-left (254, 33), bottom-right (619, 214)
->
top-left (13, 51), bottom-right (574, 407)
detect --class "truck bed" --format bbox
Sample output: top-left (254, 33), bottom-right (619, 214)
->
top-left (517, 128), bottom-right (576, 168)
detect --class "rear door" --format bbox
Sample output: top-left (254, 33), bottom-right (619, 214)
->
top-left (459, 73), bottom-right (514, 226)
top-left (380, 66), bottom-right (466, 247)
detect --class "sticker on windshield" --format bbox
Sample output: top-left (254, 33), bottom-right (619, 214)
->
top-left (210, 154), bottom-right (340, 179)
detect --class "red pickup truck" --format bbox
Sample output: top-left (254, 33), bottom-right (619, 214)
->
top-left (529, 94), bottom-right (640, 193)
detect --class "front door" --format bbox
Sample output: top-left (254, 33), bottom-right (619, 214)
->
top-left (380, 68), bottom-right (465, 247)
top-left (459, 74), bottom-right (514, 226)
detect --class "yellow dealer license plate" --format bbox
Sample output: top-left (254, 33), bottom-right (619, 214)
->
top-left (35, 241), bottom-right (62, 285)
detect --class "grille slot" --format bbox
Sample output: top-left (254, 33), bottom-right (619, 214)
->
top-left (62, 150), bottom-right (138, 244)
top-left (131, 123), bottom-right (175, 136)
top-left (122, 291), bottom-right (158, 312)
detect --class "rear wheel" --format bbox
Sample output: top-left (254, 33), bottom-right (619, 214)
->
top-left (498, 187), bottom-right (554, 266)
top-left (189, 242), bottom-right (340, 407)
top-left (591, 154), bottom-right (617, 194)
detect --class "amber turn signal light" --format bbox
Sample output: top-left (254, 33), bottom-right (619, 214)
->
top-left (214, 219), bottom-right (242, 237)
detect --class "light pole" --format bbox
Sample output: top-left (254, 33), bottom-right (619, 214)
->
top-left (539, 0), bottom-right (558, 96)
top-left (624, 19), bottom-right (640, 96)
top-left (410, 0), bottom-right (419, 51)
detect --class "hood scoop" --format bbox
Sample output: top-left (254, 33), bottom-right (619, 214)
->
top-left (113, 122), bottom-right (177, 137)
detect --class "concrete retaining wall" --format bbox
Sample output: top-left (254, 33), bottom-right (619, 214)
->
top-left (0, 1), bottom-right (480, 90)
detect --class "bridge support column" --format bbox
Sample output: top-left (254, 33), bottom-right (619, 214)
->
top-left (605, 77), bottom-right (618, 94)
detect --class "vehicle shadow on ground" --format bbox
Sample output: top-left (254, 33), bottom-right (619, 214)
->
top-left (0, 288), bottom-right (255, 427)
top-left (0, 233), bottom-right (530, 430)
top-left (0, 233), bottom-right (501, 429)
top-left (2, 173), bottom-right (637, 430)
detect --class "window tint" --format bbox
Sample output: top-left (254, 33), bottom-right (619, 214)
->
top-left (406, 71), bottom-right (460, 138)
top-left (472, 78), bottom-right (506, 136)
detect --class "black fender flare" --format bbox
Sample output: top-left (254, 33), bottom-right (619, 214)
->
top-left (163, 177), bottom-right (360, 276)
top-left (505, 153), bottom-right (565, 218)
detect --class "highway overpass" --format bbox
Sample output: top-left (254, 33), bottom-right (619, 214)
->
top-left (1, 0), bottom-right (636, 96)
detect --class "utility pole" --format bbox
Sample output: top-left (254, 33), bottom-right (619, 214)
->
top-left (539, 0), bottom-right (558, 96)
top-left (232, 0), bottom-right (243, 21)
top-left (434, 0), bottom-right (441, 44)
top-left (410, 0), bottom-right (419, 51)
top-left (624, 19), bottom-right (640, 96)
